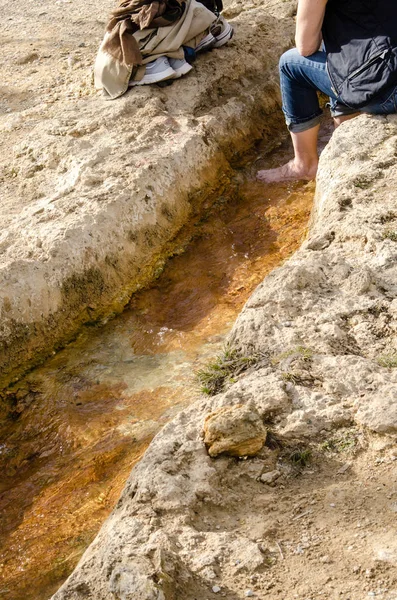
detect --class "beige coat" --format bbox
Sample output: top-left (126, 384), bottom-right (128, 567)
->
top-left (94, 0), bottom-right (216, 99)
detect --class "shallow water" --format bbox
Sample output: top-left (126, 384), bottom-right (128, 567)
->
top-left (0, 141), bottom-right (315, 600)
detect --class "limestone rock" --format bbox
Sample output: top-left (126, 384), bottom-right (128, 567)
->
top-left (109, 565), bottom-right (165, 600)
top-left (229, 114), bottom-right (397, 438)
top-left (355, 389), bottom-right (397, 433)
top-left (229, 538), bottom-right (265, 572)
top-left (373, 533), bottom-right (397, 566)
top-left (203, 403), bottom-right (267, 458)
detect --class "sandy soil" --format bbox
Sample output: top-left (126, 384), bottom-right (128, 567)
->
top-left (0, 0), bottom-right (101, 116)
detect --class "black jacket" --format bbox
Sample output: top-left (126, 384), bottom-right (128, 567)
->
top-left (322, 0), bottom-right (397, 108)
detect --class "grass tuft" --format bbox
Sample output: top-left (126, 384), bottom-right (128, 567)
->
top-left (377, 352), bottom-right (397, 368)
top-left (320, 429), bottom-right (358, 454)
top-left (383, 230), bottom-right (397, 242)
top-left (271, 345), bottom-right (313, 366)
top-left (289, 448), bottom-right (312, 467)
top-left (196, 346), bottom-right (260, 395)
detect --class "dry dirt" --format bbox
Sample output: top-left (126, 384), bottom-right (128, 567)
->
top-left (179, 430), bottom-right (397, 600)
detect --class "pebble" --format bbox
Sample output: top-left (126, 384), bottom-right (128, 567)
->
top-left (337, 463), bottom-right (350, 474)
top-left (260, 470), bottom-right (281, 485)
top-left (245, 591), bottom-right (255, 598)
top-left (212, 586), bottom-right (221, 594)
top-left (320, 555), bottom-right (331, 563)
top-left (204, 569), bottom-right (217, 580)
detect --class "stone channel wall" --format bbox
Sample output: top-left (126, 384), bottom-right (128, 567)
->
top-left (51, 116), bottom-right (397, 599)
top-left (0, 0), bottom-right (295, 390)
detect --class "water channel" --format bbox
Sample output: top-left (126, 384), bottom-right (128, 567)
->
top-left (0, 138), bottom-right (319, 600)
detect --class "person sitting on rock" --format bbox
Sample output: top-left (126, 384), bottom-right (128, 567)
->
top-left (257, 0), bottom-right (397, 183)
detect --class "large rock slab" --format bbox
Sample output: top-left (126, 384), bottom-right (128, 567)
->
top-left (0, 0), bottom-right (295, 389)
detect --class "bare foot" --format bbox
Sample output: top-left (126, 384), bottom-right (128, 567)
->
top-left (257, 159), bottom-right (318, 183)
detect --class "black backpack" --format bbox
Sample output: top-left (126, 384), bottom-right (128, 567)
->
top-left (323, 0), bottom-right (397, 108)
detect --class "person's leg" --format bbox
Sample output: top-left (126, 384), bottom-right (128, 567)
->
top-left (333, 113), bottom-right (360, 127)
top-left (257, 125), bottom-right (320, 182)
top-left (258, 48), bottom-right (351, 182)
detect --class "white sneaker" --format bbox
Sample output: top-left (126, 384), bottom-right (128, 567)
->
top-left (168, 58), bottom-right (193, 78)
top-left (213, 16), bottom-right (234, 48)
top-left (195, 18), bottom-right (234, 53)
top-left (195, 31), bottom-right (216, 52)
top-left (129, 56), bottom-right (176, 86)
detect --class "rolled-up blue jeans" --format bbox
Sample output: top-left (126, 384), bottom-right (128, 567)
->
top-left (280, 48), bottom-right (397, 132)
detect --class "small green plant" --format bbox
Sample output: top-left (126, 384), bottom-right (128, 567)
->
top-left (289, 448), bottom-right (312, 467)
top-left (320, 430), bottom-right (358, 454)
top-left (271, 345), bottom-right (313, 366)
top-left (321, 440), bottom-right (332, 452)
top-left (282, 371), bottom-right (300, 384)
top-left (298, 346), bottom-right (314, 361)
top-left (196, 346), bottom-right (259, 395)
top-left (281, 370), bottom-right (315, 386)
top-left (383, 230), bottom-right (397, 242)
top-left (377, 352), bottom-right (397, 368)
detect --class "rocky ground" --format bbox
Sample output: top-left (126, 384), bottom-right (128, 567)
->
top-left (2, 0), bottom-right (397, 598)
top-left (52, 116), bottom-right (397, 600)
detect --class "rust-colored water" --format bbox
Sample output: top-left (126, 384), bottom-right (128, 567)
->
top-left (0, 145), bottom-right (315, 600)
